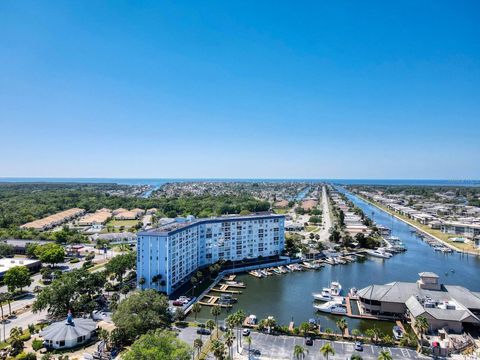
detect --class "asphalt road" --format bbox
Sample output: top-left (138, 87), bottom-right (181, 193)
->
top-left (318, 185), bottom-right (333, 244)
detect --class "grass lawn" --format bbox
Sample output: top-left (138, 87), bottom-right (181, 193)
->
top-left (360, 196), bottom-right (480, 255)
top-left (106, 219), bottom-right (140, 228)
top-left (273, 208), bottom-right (288, 214)
top-left (305, 226), bottom-right (320, 232)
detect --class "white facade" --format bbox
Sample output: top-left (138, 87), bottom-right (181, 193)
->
top-left (137, 214), bottom-right (285, 294)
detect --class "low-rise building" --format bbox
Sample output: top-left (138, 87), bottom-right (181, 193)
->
top-left (357, 272), bottom-right (480, 333)
top-left (0, 258), bottom-right (42, 278)
top-left (441, 222), bottom-right (480, 240)
top-left (21, 208), bottom-right (85, 231)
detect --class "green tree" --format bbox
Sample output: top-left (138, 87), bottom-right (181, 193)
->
top-left (105, 252), bottom-right (136, 286)
top-left (112, 289), bottom-right (170, 342)
top-left (3, 266), bottom-right (32, 293)
top-left (320, 342), bottom-right (335, 360)
top-left (414, 316), bottom-right (429, 353)
top-left (9, 326), bottom-right (24, 356)
top-left (33, 268), bottom-right (105, 317)
top-left (191, 302), bottom-right (202, 321)
top-left (206, 319), bottom-right (216, 340)
top-left (35, 243), bottom-right (65, 266)
top-left (351, 328), bottom-right (361, 341)
top-left (336, 318), bottom-right (347, 337)
top-left (351, 354), bottom-right (363, 360)
top-left (294, 344), bottom-right (308, 359)
top-left (123, 329), bottom-right (191, 360)
top-left (245, 335), bottom-right (252, 360)
top-left (224, 330), bottom-right (234, 359)
top-left (377, 350), bottom-right (393, 360)
top-left (299, 322), bottom-right (310, 338)
top-left (0, 243), bottom-right (14, 258)
top-left (193, 338), bottom-right (203, 358)
top-left (211, 305), bottom-right (221, 337)
top-left (211, 339), bottom-right (226, 360)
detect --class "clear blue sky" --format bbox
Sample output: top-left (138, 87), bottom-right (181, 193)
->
top-left (1, 1), bottom-right (479, 179)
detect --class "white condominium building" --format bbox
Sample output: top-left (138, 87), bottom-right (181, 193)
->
top-left (137, 213), bottom-right (285, 294)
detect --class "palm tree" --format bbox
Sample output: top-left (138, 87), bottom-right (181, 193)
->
top-left (234, 310), bottom-right (246, 349)
top-left (4, 293), bottom-right (12, 316)
top-left (245, 335), bottom-right (252, 360)
top-left (320, 342), bottom-right (335, 360)
top-left (193, 338), bottom-right (203, 358)
top-left (191, 302), bottom-right (202, 321)
top-left (299, 322), bottom-right (310, 338)
top-left (224, 330), bottom-right (234, 359)
top-left (211, 305), bottom-right (222, 337)
top-left (293, 344), bottom-right (308, 359)
top-left (206, 319), bottom-right (216, 339)
top-left (263, 317), bottom-right (276, 334)
top-left (211, 339), bottom-right (226, 360)
top-left (324, 328), bottom-right (334, 340)
top-left (377, 350), bottom-right (392, 360)
top-left (351, 329), bottom-right (361, 341)
top-left (336, 318), bottom-right (347, 337)
top-left (414, 316), bottom-right (429, 353)
top-left (350, 354), bottom-right (363, 360)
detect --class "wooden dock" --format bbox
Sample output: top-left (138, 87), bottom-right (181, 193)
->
top-left (198, 295), bottom-right (232, 308)
top-left (211, 284), bottom-right (242, 294)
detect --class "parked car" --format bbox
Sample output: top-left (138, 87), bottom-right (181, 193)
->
top-left (242, 329), bottom-right (251, 336)
top-left (305, 337), bottom-right (313, 346)
top-left (252, 349), bottom-right (261, 356)
top-left (354, 341), bottom-right (363, 351)
top-left (197, 328), bottom-right (211, 335)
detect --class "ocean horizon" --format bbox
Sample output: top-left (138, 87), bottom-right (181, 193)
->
top-left (0, 177), bottom-right (479, 187)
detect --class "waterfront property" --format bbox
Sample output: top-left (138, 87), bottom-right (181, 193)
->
top-left (357, 272), bottom-right (480, 333)
top-left (441, 221), bottom-right (480, 242)
top-left (137, 213), bottom-right (285, 295)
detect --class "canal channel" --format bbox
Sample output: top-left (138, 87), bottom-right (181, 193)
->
top-left (190, 187), bottom-right (480, 333)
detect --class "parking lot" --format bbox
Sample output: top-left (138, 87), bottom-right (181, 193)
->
top-left (243, 332), bottom-right (427, 359)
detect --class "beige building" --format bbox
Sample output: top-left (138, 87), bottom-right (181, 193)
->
top-left (21, 208), bottom-right (85, 231)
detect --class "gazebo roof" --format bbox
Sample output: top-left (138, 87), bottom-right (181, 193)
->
top-left (40, 317), bottom-right (96, 343)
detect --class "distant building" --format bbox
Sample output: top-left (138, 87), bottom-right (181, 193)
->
top-left (21, 208), bottom-right (85, 231)
top-left (137, 213), bottom-right (285, 295)
top-left (441, 222), bottom-right (480, 240)
top-left (78, 210), bottom-right (112, 227)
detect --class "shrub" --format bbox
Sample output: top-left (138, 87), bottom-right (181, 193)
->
top-left (15, 352), bottom-right (37, 360)
top-left (27, 324), bottom-right (35, 334)
top-left (32, 339), bottom-right (43, 351)
top-left (19, 332), bottom-right (31, 341)
top-left (69, 258), bottom-right (80, 264)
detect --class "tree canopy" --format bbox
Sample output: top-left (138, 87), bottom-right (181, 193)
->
top-left (3, 265), bottom-right (32, 292)
top-left (35, 243), bottom-right (65, 266)
top-left (123, 329), bottom-right (191, 360)
top-left (112, 289), bottom-right (171, 342)
top-left (33, 268), bottom-right (106, 317)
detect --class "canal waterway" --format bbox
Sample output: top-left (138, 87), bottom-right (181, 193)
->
top-left (190, 187), bottom-right (480, 333)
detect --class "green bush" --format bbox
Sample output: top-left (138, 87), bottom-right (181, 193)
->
top-left (69, 258), bottom-right (80, 263)
top-left (15, 352), bottom-right (37, 360)
top-left (19, 332), bottom-right (31, 341)
top-left (32, 338), bottom-right (43, 351)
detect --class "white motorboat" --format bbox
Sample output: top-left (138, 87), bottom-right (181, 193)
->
top-left (314, 300), bottom-right (347, 315)
top-left (393, 325), bottom-right (404, 340)
top-left (330, 281), bottom-right (342, 296)
top-left (348, 287), bottom-right (358, 298)
top-left (366, 249), bottom-right (392, 259)
top-left (313, 288), bottom-right (334, 302)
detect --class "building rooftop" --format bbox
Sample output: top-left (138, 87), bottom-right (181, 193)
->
top-left (139, 213), bottom-right (284, 236)
top-left (406, 296), bottom-right (480, 323)
top-left (0, 258), bottom-right (41, 273)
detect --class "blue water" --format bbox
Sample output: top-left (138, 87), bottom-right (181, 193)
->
top-left (1, 178), bottom-right (479, 187)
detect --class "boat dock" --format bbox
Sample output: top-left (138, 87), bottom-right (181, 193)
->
top-left (198, 294), bottom-right (233, 308)
top-left (210, 284), bottom-right (243, 294)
